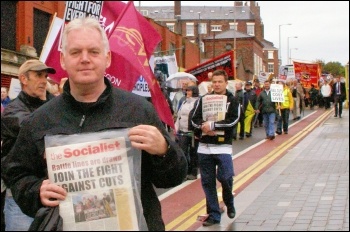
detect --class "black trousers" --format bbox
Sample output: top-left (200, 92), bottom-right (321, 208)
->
top-left (333, 95), bottom-right (343, 116)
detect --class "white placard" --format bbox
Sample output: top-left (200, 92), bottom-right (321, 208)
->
top-left (270, 83), bottom-right (284, 102)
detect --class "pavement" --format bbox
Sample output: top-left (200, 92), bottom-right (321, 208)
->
top-left (196, 108), bottom-right (349, 231)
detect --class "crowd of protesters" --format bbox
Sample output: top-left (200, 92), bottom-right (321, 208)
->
top-left (1, 21), bottom-right (345, 230)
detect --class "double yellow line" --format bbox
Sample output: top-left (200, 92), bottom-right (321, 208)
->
top-left (165, 110), bottom-right (332, 231)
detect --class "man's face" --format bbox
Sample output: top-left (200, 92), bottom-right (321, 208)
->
top-left (264, 81), bottom-right (270, 90)
top-left (21, 71), bottom-right (48, 99)
top-left (1, 87), bottom-right (8, 100)
top-left (181, 81), bottom-right (189, 90)
top-left (60, 27), bottom-right (111, 87)
top-left (211, 75), bottom-right (227, 95)
top-left (207, 84), bottom-right (213, 93)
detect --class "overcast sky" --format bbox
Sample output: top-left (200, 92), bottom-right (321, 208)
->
top-left (130, 1), bottom-right (349, 66)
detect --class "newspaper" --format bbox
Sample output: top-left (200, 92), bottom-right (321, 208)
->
top-left (45, 130), bottom-right (145, 231)
top-left (202, 94), bottom-right (228, 135)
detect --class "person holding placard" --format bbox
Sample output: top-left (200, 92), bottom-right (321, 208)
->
top-left (275, 81), bottom-right (294, 135)
top-left (191, 69), bottom-right (240, 227)
top-left (255, 80), bottom-right (277, 140)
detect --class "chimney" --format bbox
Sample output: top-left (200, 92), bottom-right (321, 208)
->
top-left (234, 1), bottom-right (243, 7)
top-left (174, 1), bottom-right (181, 17)
top-left (250, 1), bottom-right (262, 41)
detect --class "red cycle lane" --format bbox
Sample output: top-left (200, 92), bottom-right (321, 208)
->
top-left (161, 108), bottom-right (332, 231)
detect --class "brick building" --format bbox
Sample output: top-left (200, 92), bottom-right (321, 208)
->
top-left (1, 1), bottom-right (278, 90)
top-left (139, 1), bottom-right (279, 81)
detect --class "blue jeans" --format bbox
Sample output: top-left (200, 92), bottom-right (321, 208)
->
top-left (263, 112), bottom-right (276, 137)
top-left (198, 153), bottom-right (234, 222)
top-left (276, 109), bottom-right (290, 133)
top-left (4, 190), bottom-right (33, 231)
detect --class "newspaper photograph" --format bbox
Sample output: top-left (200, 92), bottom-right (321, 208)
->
top-left (45, 133), bottom-right (140, 231)
top-left (202, 94), bottom-right (228, 135)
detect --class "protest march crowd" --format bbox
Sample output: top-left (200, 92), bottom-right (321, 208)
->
top-left (1, 5), bottom-right (347, 231)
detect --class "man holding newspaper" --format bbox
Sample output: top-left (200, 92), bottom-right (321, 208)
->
top-left (1, 17), bottom-right (187, 231)
top-left (191, 69), bottom-right (240, 227)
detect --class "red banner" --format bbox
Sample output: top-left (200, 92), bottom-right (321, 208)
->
top-left (44, 2), bottom-right (174, 128)
top-left (108, 1), bottom-right (174, 128)
top-left (293, 61), bottom-right (321, 88)
top-left (185, 51), bottom-right (235, 84)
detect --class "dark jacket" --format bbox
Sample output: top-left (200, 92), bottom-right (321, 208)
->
top-left (191, 90), bottom-right (240, 145)
top-left (332, 81), bottom-right (346, 102)
top-left (1, 91), bottom-right (55, 159)
top-left (244, 89), bottom-right (258, 110)
top-left (1, 78), bottom-right (187, 231)
top-left (255, 89), bottom-right (276, 114)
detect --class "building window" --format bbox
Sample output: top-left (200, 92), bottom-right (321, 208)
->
top-left (268, 51), bottom-right (274, 59)
top-left (229, 22), bottom-right (238, 30)
top-left (211, 25), bottom-right (222, 31)
top-left (268, 63), bottom-right (274, 73)
top-left (247, 22), bottom-right (255, 36)
top-left (166, 23), bottom-right (175, 32)
top-left (140, 10), bottom-right (148, 16)
top-left (199, 23), bottom-right (207, 35)
top-left (186, 23), bottom-right (194, 36)
top-left (1, 1), bottom-right (16, 50)
top-left (199, 41), bottom-right (204, 52)
top-left (225, 43), bottom-right (233, 51)
top-left (34, 8), bottom-right (51, 57)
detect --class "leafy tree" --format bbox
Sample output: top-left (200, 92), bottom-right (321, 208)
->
top-left (323, 61), bottom-right (345, 77)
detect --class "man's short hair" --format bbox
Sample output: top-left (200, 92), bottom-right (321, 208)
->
top-left (212, 69), bottom-right (228, 81)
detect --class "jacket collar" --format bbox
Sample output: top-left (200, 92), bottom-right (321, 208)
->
top-left (62, 77), bottom-right (112, 112)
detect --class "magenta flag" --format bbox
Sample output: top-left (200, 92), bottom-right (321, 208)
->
top-left (44, 1), bottom-right (174, 128)
top-left (108, 1), bottom-right (174, 128)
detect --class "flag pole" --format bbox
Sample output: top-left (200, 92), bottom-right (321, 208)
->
top-left (40, 12), bottom-right (57, 61)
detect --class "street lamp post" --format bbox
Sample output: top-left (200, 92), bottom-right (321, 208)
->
top-left (233, 8), bottom-right (237, 80)
top-left (289, 48), bottom-right (298, 64)
top-left (198, 12), bottom-right (201, 63)
top-left (175, 15), bottom-right (181, 35)
top-left (287, 36), bottom-right (298, 65)
top-left (278, 23), bottom-right (292, 65)
top-left (212, 29), bottom-right (221, 59)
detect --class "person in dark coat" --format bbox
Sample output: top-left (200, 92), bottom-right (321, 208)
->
top-left (255, 80), bottom-right (277, 140)
top-left (332, 76), bottom-right (346, 118)
top-left (191, 70), bottom-right (240, 226)
top-left (1, 17), bottom-right (187, 231)
top-left (1, 59), bottom-right (56, 231)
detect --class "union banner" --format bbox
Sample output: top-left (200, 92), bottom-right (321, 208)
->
top-left (293, 61), bottom-right (321, 88)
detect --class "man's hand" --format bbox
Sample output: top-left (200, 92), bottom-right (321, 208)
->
top-left (40, 179), bottom-right (67, 207)
top-left (128, 125), bottom-right (168, 156)
top-left (201, 122), bottom-right (216, 136)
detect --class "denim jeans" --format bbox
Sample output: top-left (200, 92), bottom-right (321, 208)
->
top-left (198, 153), bottom-right (234, 222)
top-left (4, 190), bottom-right (34, 231)
top-left (276, 109), bottom-right (290, 133)
top-left (263, 112), bottom-right (276, 137)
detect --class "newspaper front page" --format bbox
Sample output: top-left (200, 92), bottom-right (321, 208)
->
top-left (45, 130), bottom-right (143, 231)
top-left (202, 94), bottom-right (228, 135)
